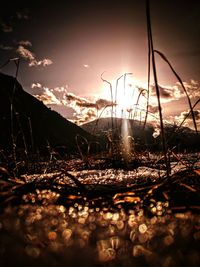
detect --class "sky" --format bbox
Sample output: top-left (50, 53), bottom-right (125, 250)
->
top-left (0, 0), bottom-right (200, 129)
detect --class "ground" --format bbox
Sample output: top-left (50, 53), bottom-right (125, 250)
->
top-left (0, 153), bottom-right (200, 267)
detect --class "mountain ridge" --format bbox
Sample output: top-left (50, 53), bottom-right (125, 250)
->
top-left (81, 117), bottom-right (200, 152)
top-left (0, 72), bottom-right (94, 157)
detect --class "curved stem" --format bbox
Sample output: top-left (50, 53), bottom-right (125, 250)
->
top-left (154, 49), bottom-right (198, 135)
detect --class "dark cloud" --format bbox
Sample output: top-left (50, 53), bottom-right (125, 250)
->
top-left (159, 86), bottom-right (173, 98)
top-left (76, 98), bottom-right (115, 109)
top-left (182, 110), bottom-right (200, 120)
top-left (148, 105), bottom-right (159, 114)
top-left (151, 85), bottom-right (174, 99)
top-left (96, 99), bottom-right (115, 109)
top-left (65, 93), bottom-right (115, 110)
top-left (77, 102), bottom-right (96, 108)
top-left (65, 93), bottom-right (88, 104)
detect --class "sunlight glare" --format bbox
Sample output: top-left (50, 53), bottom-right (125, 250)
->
top-left (100, 75), bottom-right (147, 120)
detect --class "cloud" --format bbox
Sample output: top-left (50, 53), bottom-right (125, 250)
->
top-left (29, 58), bottom-right (53, 67)
top-left (148, 105), bottom-right (159, 114)
top-left (32, 83), bottom-right (70, 107)
top-left (96, 99), bottom-right (115, 109)
top-left (33, 85), bottom-right (99, 124)
top-left (76, 102), bottom-right (97, 108)
top-left (63, 92), bottom-right (116, 124)
top-left (34, 87), bottom-right (61, 105)
top-left (191, 80), bottom-right (199, 86)
top-left (31, 78), bottom-right (200, 127)
top-left (180, 80), bottom-right (200, 99)
top-left (33, 84), bottom-right (71, 107)
top-left (182, 110), bottom-right (200, 120)
top-left (140, 80), bottom-right (200, 109)
top-left (18, 40), bottom-right (32, 47)
top-left (54, 86), bottom-right (68, 93)
top-left (74, 109), bottom-right (97, 124)
top-left (16, 11), bottom-right (29, 20)
top-left (0, 22), bottom-right (13, 33)
top-left (149, 83), bottom-right (183, 105)
top-left (65, 92), bottom-right (88, 103)
top-left (0, 44), bottom-right (13, 50)
top-left (64, 92), bottom-right (91, 111)
top-left (16, 45), bottom-right (35, 61)
top-left (0, 9), bottom-right (29, 34)
top-left (16, 45), bottom-right (53, 67)
top-left (151, 85), bottom-right (179, 99)
top-left (31, 83), bottom-right (42, 89)
top-left (159, 86), bottom-right (173, 98)
top-left (174, 109), bottom-right (200, 130)
top-left (65, 92), bottom-right (114, 109)
top-left (75, 99), bottom-right (114, 109)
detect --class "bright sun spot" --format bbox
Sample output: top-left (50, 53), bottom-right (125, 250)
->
top-left (100, 75), bottom-right (147, 120)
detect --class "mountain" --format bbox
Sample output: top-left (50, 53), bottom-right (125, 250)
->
top-left (81, 117), bottom-right (200, 152)
top-left (81, 117), bottom-right (155, 150)
top-left (0, 72), bottom-right (95, 157)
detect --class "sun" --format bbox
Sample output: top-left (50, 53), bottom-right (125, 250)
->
top-left (100, 75), bottom-right (147, 119)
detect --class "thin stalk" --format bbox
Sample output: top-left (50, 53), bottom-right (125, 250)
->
top-left (123, 73), bottom-right (132, 117)
top-left (28, 117), bottom-right (34, 153)
top-left (178, 98), bottom-right (200, 130)
top-left (146, 0), bottom-right (170, 177)
top-left (16, 113), bottom-right (28, 160)
top-left (75, 134), bottom-right (89, 165)
top-left (115, 74), bottom-right (124, 127)
top-left (92, 104), bottom-right (113, 134)
top-left (132, 106), bottom-right (159, 121)
top-left (101, 72), bottom-right (114, 149)
top-left (166, 98), bottom-right (200, 145)
top-left (133, 89), bottom-right (147, 121)
top-left (143, 18), bottom-right (151, 130)
top-left (115, 74), bottom-right (124, 104)
top-left (154, 50), bottom-right (198, 135)
top-left (10, 59), bottom-right (20, 174)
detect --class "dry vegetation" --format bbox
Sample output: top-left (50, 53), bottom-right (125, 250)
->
top-left (0, 0), bottom-right (200, 266)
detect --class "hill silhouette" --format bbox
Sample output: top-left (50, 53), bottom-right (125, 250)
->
top-left (81, 117), bottom-right (200, 152)
top-left (0, 72), bottom-right (95, 157)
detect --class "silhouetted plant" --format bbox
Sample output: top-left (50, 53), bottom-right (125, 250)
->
top-left (75, 134), bottom-right (90, 165)
top-left (146, 0), bottom-right (170, 177)
top-left (133, 88), bottom-right (147, 121)
top-left (154, 50), bottom-right (198, 135)
top-left (11, 58), bottom-right (20, 176)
